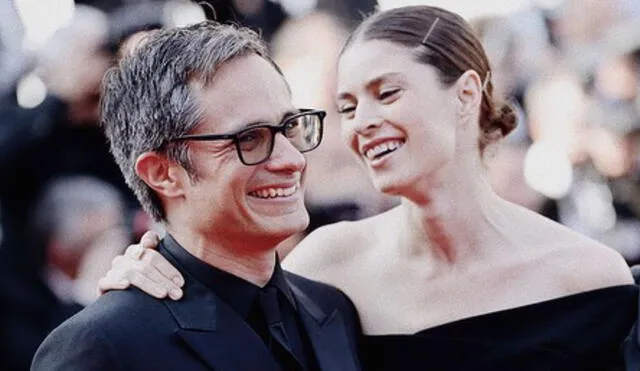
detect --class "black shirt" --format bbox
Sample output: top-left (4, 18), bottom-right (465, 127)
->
top-left (164, 234), bottom-right (318, 371)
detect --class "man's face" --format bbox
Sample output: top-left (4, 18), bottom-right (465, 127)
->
top-left (180, 54), bottom-right (309, 247)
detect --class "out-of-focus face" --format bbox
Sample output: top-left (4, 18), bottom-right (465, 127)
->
top-left (336, 39), bottom-right (459, 197)
top-left (181, 54), bottom-right (309, 245)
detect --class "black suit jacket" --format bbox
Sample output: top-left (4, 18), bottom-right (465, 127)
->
top-left (0, 270), bottom-right (83, 371)
top-left (31, 242), bottom-right (363, 371)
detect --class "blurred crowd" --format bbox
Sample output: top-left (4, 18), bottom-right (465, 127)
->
top-left (0, 0), bottom-right (639, 370)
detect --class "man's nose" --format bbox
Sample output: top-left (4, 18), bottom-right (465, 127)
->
top-left (264, 133), bottom-right (306, 172)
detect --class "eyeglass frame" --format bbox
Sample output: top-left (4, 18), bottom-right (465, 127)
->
top-left (170, 108), bottom-right (326, 166)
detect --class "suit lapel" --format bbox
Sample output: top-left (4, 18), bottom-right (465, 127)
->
top-left (173, 301), bottom-right (280, 371)
top-left (289, 282), bottom-right (360, 371)
top-left (159, 244), bottom-right (281, 371)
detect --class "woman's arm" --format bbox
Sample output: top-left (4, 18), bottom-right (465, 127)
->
top-left (98, 219), bottom-right (365, 299)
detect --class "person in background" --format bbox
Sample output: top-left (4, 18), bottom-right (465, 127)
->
top-left (0, 4), bottom-right (140, 298)
top-left (0, 176), bottom-right (127, 371)
top-left (0, 4), bottom-right (154, 370)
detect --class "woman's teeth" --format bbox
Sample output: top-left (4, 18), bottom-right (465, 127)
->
top-left (365, 140), bottom-right (404, 160)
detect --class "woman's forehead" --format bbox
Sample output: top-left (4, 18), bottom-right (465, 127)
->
top-left (340, 38), bottom-right (413, 62)
top-left (337, 40), bottom-right (427, 91)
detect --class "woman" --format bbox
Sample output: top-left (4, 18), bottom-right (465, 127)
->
top-left (101, 6), bottom-right (639, 370)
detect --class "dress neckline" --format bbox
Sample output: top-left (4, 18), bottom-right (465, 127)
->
top-left (365, 284), bottom-right (638, 338)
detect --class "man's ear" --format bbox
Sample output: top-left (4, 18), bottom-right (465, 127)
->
top-left (456, 70), bottom-right (483, 119)
top-left (135, 152), bottom-right (186, 198)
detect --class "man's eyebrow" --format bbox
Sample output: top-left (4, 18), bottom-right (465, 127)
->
top-left (337, 72), bottom-right (405, 101)
top-left (242, 109), bottom-right (300, 128)
top-left (281, 109), bottom-right (301, 120)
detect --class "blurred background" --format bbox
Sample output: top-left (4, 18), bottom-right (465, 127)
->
top-left (0, 0), bottom-right (639, 369)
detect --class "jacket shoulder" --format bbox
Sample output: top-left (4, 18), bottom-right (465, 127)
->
top-left (32, 289), bottom-right (171, 371)
top-left (75, 288), bottom-right (169, 330)
top-left (284, 270), bottom-right (355, 310)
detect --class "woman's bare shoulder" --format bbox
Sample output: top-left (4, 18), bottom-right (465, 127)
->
top-left (505, 203), bottom-right (632, 287)
top-left (282, 211), bottom-right (387, 282)
top-left (532, 219), bottom-right (634, 290)
top-left (283, 220), bottom-right (369, 271)
top-left (561, 236), bottom-right (633, 288)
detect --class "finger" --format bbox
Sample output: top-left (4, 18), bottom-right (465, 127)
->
top-left (101, 256), bottom-right (182, 299)
top-left (135, 259), bottom-right (180, 293)
top-left (111, 254), bottom-right (134, 270)
top-left (97, 273), bottom-right (130, 295)
top-left (140, 248), bottom-right (185, 287)
top-left (114, 249), bottom-right (182, 290)
top-left (104, 255), bottom-right (134, 285)
top-left (168, 287), bottom-right (183, 300)
top-left (127, 271), bottom-right (169, 299)
top-left (140, 231), bottom-right (161, 250)
top-left (124, 244), bottom-right (145, 260)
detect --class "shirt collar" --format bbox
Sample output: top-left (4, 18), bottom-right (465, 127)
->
top-left (163, 234), bottom-right (296, 319)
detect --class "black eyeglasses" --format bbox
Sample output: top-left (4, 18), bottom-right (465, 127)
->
top-left (171, 109), bottom-right (326, 166)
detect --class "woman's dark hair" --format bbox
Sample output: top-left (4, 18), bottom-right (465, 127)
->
top-left (343, 6), bottom-right (517, 152)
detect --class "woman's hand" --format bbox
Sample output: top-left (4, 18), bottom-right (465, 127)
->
top-left (97, 231), bottom-right (185, 300)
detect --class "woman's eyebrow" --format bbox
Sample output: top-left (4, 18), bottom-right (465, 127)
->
top-left (337, 72), bottom-right (405, 100)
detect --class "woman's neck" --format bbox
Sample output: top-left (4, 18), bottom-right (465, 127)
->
top-left (397, 161), bottom-right (517, 265)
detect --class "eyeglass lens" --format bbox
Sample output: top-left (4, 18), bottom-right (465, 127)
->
top-left (237, 113), bottom-right (322, 165)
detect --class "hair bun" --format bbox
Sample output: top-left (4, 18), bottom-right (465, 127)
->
top-left (490, 103), bottom-right (517, 137)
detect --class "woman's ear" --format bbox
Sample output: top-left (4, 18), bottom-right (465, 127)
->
top-left (135, 152), bottom-right (186, 198)
top-left (456, 70), bottom-right (483, 119)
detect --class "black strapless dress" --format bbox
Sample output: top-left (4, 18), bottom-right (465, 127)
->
top-left (363, 285), bottom-right (639, 371)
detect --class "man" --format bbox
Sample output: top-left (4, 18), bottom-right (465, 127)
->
top-left (31, 21), bottom-right (362, 371)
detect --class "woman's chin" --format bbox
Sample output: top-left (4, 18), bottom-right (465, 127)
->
top-left (373, 178), bottom-right (403, 196)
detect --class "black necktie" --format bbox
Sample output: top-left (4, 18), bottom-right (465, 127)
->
top-left (259, 285), bottom-right (303, 369)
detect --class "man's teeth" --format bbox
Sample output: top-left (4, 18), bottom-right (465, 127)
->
top-left (249, 184), bottom-right (297, 199)
top-left (365, 140), bottom-right (404, 160)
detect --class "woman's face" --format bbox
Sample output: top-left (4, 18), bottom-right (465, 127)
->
top-left (336, 39), bottom-right (460, 197)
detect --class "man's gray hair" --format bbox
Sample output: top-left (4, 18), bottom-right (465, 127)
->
top-left (101, 21), bottom-right (273, 222)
